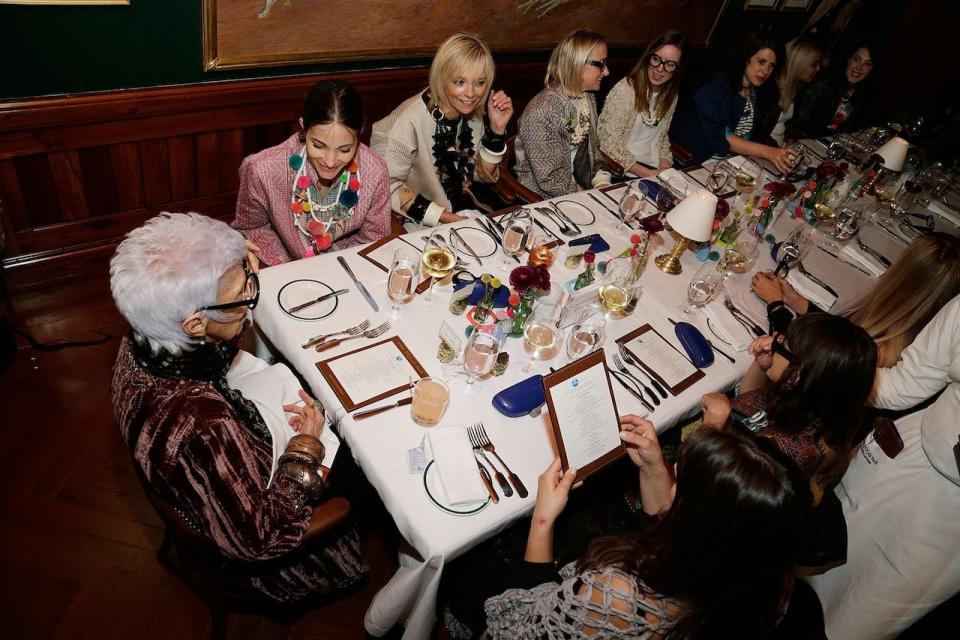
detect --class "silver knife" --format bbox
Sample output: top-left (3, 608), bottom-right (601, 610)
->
top-left (449, 226), bottom-right (482, 265)
top-left (288, 288), bottom-right (348, 313)
top-left (550, 202), bottom-right (581, 234)
top-left (475, 216), bottom-right (502, 242)
top-left (337, 255), bottom-right (379, 312)
top-left (815, 244), bottom-right (873, 276)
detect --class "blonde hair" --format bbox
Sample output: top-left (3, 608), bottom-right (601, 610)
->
top-left (777, 39), bottom-right (822, 111)
top-left (545, 29), bottom-right (607, 98)
top-left (429, 32), bottom-right (495, 119)
top-left (848, 232), bottom-right (960, 367)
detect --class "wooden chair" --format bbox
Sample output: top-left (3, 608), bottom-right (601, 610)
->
top-left (136, 469), bottom-right (350, 639)
top-left (494, 136), bottom-right (544, 206)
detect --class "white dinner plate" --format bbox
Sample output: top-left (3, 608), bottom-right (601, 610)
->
top-left (448, 225), bottom-right (498, 258)
top-left (278, 279), bottom-right (339, 321)
top-left (422, 460), bottom-right (490, 516)
top-left (554, 199), bottom-right (596, 226)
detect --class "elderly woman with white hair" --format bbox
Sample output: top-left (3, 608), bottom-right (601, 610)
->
top-left (110, 212), bottom-right (366, 603)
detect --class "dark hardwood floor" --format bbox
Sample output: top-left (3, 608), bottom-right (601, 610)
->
top-left (0, 272), bottom-right (405, 639)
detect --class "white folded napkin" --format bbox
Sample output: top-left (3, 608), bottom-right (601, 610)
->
top-left (926, 200), bottom-right (960, 228)
top-left (839, 242), bottom-right (886, 277)
top-left (702, 299), bottom-right (753, 351)
top-left (786, 270), bottom-right (837, 311)
top-left (426, 427), bottom-right (487, 506)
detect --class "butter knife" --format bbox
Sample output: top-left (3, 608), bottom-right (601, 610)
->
top-left (337, 255), bottom-right (379, 312)
top-left (353, 397), bottom-right (412, 420)
top-left (288, 288), bottom-right (349, 314)
top-left (449, 226), bottom-right (482, 265)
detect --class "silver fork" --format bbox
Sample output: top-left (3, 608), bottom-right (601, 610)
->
top-left (612, 353), bottom-right (660, 407)
top-left (616, 342), bottom-right (668, 399)
top-left (301, 319), bottom-right (370, 349)
top-left (473, 422), bottom-right (528, 498)
top-left (468, 426), bottom-right (512, 497)
top-left (856, 236), bottom-right (891, 267)
top-left (535, 207), bottom-right (575, 236)
top-left (315, 321), bottom-right (390, 352)
top-left (722, 295), bottom-right (765, 337)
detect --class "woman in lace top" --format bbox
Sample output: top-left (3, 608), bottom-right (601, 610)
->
top-left (485, 423), bottom-right (809, 639)
top-left (598, 29), bottom-right (687, 178)
top-left (371, 32), bottom-right (514, 227)
top-left (514, 29), bottom-right (613, 199)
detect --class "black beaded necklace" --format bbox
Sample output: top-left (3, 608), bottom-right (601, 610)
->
top-left (424, 92), bottom-right (476, 212)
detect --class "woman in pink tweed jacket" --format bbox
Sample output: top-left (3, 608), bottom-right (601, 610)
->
top-left (233, 80), bottom-right (391, 265)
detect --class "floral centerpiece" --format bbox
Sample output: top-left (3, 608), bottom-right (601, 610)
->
top-left (749, 181), bottom-right (797, 236)
top-left (791, 160), bottom-right (850, 223)
top-left (507, 265), bottom-right (551, 336)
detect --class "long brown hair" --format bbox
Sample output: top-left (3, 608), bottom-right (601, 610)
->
top-left (626, 29), bottom-right (687, 121)
top-left (577, 429), bottom-right (808, 638)
top-left (848, 232), bottom-right (960, 367)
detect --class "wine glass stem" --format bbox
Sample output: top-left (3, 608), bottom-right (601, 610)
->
top-left (424, 277), bottom-right (434, 301)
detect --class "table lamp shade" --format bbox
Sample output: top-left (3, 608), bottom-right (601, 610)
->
top-left (665, 189), bottom-right (718, 242)
top-left (875, 136), bottom-right (909, 171)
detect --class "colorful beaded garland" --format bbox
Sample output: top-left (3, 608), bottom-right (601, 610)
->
top-left (289, 145), bottom-right (362, 256)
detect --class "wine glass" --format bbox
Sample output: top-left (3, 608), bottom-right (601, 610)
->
top-left (707, 163), bottom-right (733, 195)
top-left (889, 183), bottom-right (919, 219)
top-left (500, 209), bottom-right (532, 269)
top-left (420, 232), bottom-right (456, 302)
top-left (683, 262), bottom-right (723, 315)
top-left (597, 257), bottom-right (641, 318)
top-left (717, 234), bottom-right (759, 278)
top-left (462, 326), bottom-right (501, 395)
top-left (522, 301), bottom-right (560, 373)
top-left (832, 206), bottom-right (862, 241)
top-left (565, 312), bottom-right (606, 364)
top-left (733, 158), bottom-right (762, 194)
top-left (826, 139), bottom-right (846, 161)
top-left (773, 225), bottom-right (814, 276)
top-left (618, 188), bottom-right (643, 232)
top-left (386, 246), bottom-right (420, 318)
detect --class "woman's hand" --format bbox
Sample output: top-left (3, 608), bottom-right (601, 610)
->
top-left (486, 90), bottom-right (514, 135)
top-left (701, 392), bottom-right (732, 429)
top-left (438, 211), bottom-right (466, 224)
top-left (751, 271), bottom-right (784, 303)
top-left (245, 240), bottom-right (261, 274)
top-left (283, 389), bottom-right (325, 439)
top-left (765, 146), bottom-right (795, 174)
top-left (749, 335), bottom-right (775, 371)
top-left (530, 458), bottom-right (576, 528)
top-left (619, 415), bottom-right (665, 473)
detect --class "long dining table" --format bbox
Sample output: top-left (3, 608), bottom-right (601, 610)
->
top-left (251, 140), bottom-right (948, 638)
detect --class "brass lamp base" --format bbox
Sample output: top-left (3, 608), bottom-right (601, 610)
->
top-left (655, 236), bottom-right (691, 275)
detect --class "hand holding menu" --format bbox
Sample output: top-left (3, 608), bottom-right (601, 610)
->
top-left (542, 349), bottom-right (624, 479)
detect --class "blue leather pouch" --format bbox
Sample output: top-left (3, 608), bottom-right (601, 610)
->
top-left (492, 374), bottom-right (545, 417)
top-left (568, 234), bottom-right (610, 253)
top-left (674, 321), bottom-right (714, 368)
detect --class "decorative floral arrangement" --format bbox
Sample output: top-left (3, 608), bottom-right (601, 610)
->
top-left (748, 181), bottom-right (797, 236)
top-left (792, 160), bottom-right (850, 222)
top-left (507, 265), bottom-right (551, 336)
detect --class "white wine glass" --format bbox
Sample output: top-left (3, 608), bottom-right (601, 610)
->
top-left (683, 262), bottom-right (723, 316)
top-left (597, 257), bottom-right (640, 318)
top-left (733, 158), bottom-right (762, 194)
top-left (522, 301), bottom-right (560, 373)
top-left (565, 312), bottom-right (606, 364)
top-left (717, 234), bottom-right (759, 278)
top-left (386, 246), bottom-right (420, 318)
top-left (500, 209), bottom-right (532, 270)
top-left (462, 326), bottom-right (501, 395)
top-left (420, 232), bottom-right (456, 302)
top-left (707, 163), bottom-right (732, 195)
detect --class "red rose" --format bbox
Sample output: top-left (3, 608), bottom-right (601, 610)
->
top-left (584, 251), bottom-right (596, 264)
top-left (509, 266), bottom-right (535, 294)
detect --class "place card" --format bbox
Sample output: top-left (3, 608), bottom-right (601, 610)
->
top-left (317, 336), bottom-right (429, 411)
top-left (559, 283), bottom-right (601, 329)
top-left (542, 349), bottom-right (624, 480)
top-left (617, 324), bottom-right (704, 396)
top-left (437, 321), bottom-right (462, 363)
top-left (358, 234), bottom-right (420, 272)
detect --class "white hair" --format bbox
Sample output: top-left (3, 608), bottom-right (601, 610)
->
top-left (110, 212), bottom-right (247, 354)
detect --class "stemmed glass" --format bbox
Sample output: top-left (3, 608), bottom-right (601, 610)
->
top-left (889, 183), bottom-right (919, 219)
top-left (598, 257), bottom-right (642, 317)
top-left (565, 312), bottom-right (606, 364)
top-left (386, 246), bottom-right (420, 319)
top-left (462, 325), bottom-right (502, 395)
top-left (826, 139), bottom-right (846, 161)
top-left (683, 262), bottom-right (723, 315)
top-left (707, 163), bottom-right (733, 195)
top-left (733, 158), bottom-right (762, 194)
top-left (717, 234), bottom-right (759, 278)
top-left (832, 206), bottom-right (863, 241)
top-left (500, 209), bottom-right (532, 269)
top-left (420, 231), bottom-right (456, 302)
top-left (773, 225), bottom-right (814, 276)
top-left (522, 301), bottom-right (560, 373)
top-left (618, 188), bottom-right (643, 232)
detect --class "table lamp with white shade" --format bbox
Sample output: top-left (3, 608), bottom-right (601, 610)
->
top-left (655, 189), bottom-right (718, 275)
top-left (874, 136), bottom-right (909, 171)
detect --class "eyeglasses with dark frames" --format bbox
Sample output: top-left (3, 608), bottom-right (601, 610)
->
top-left (199, 259), bottom-right (260, 312)
top-left (648, 53), bottom-right (679, 73)
top-left (770, 333), bottom-right (798, 364)
top-left (586, 59), bottom-right (608, 71)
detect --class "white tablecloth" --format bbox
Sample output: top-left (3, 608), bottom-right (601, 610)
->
top-left (252, 167), bottom-right (891, 638)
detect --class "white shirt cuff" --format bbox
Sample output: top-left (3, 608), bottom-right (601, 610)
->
top-left (479, 144), bottom-right (507, 166)
top-left (592, 170), bottom-right (612, 189)
top-left (423, 201), bottom-right (445, 227)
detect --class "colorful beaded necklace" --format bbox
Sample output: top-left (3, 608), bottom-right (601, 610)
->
top-left (288, 145), bottom-right (361, 256)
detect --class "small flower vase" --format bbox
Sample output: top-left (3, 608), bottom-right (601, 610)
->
top-left (472, 283), bottom-right (494, 323)
top-left (716, 214), bottom-right (742, 247)
top-left (574, 263), bottom-right (595, 290)
top-left (509, 291), bottom-right (535, 336)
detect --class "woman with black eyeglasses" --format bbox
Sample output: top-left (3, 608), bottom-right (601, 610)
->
top-left (598, 29), bottom-right (687, 178)
top-left (110, 212), bottom-right (366, 604)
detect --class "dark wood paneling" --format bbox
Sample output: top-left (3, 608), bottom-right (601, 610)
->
top-left (138, 139), bottom-right (172, 207)
top-left (109, 143), bottom-right (144, 211)
top-left (194, 132), bottom-right (220, 196)
top-left (78, 146), bottom-right (120, 216)
top-left (218, 129), bottom-right (244, 193)
top-left (166, 135), bottom-right (197, 202)
top-left (13, 154), bottom-right (59, 229)
top-left (49, 150), bottom-right (89, 221)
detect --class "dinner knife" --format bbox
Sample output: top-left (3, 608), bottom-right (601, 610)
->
top-left (353, 397), bottom-right (412, 420)
top-left (609, 369), bottom-right (655, 413)
top-left (287, 288), bottom-right (348, 314)
top-left (476, 216), bottom-right (520, 263)
top-left (449, 227), bottom-right (482, 265)
top-left (533, 217), bottom-right (562, 244)
top-left (588, 191), bottom-right (625, 224)
top-left (337, 255), bottom-right (379, 312)
top-left (550, 201), bottom-right (581, 234)
top-left (814, 244), bottom-right (873, 276)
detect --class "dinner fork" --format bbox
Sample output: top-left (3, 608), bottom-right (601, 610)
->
top-left (468, 426), bottom-right (512, 497)
top-left (616, 342), bottom-right (668, 399)
top-left (472, 422), bottom-right (528, 498)
top-left (535, 207), bottom-right (576, 236)
top-left (611, 354), bottom-right (660, 407)
top-left (722, 295), bottom-right (765, 337)
top-left (855, 236), bottom-right (891, 267)
top-left (796, 260), bottom-right (838, 298)
top-left (315, 321), bottom-right (390, 352)
top-left (301, 319), bottom-right (370, 349)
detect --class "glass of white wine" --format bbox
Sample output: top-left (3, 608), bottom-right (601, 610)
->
top-left (716, 234), bottom-right (759, 278)
top-left (733, 158), bottom-right (761, 194)
top-left (462, 325), bottom-right (502, 395)
top-left (565, 312), bottom-right (605, 364)
top-left (420, 232), bottom-right (456, 302)
top-left (386, 246), bottom-right (420, 318)
top-left (683, 262), bottom-right (723, 316)
top-left (500, 209), bottom-right (532, 269)
top-left (522, 301), bottom-right (560, 373)
top-left (597, 258), bottom-right (638, 317)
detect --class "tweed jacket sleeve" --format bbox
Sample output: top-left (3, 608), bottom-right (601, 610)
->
top-left (598, 78), bottom-right (638, 170)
